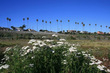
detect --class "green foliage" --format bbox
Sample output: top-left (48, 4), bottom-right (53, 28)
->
top-left (0, 45), bottom-right (104, 73)
top-left (97, 37), bottom-right (101, 40)
top-left (108, 49), bottom-right (110, 60)
top-left (71, 36), bottom-right (76, 40)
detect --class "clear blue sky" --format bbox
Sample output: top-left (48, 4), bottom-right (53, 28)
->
top-left (0, 0), bottom-right (110, 32)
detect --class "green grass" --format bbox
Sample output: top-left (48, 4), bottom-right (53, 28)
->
top-left (67, 40), bottom-right (110, 60)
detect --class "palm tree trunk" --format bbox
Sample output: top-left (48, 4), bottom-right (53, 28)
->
top-left (57, 22), bottom-right (58, 32)
top-left (37, 22), bottom-right (38, 32)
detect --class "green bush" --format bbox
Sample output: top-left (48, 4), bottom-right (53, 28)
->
top-left (0, 45), bottom-right (104, 73)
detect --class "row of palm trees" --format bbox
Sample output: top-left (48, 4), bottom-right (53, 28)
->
top-left (6, 17), bottom-right (110, 32)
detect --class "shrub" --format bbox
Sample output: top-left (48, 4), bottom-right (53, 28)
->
top-left (0, 45), bottom-right (104, 73)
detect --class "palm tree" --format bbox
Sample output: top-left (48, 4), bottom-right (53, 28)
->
top-left (109, 27), bottom-right (110, 33)
top-left (49, 21), bottom-right (51, 31)
top-left (36, 19), bottom-right (38, 31)
top-left (100, 25), bottom-right (102, 31)
top-left (75, 22), bottom-right (79, 31)
top-left (95, 24), bottom-right (97, 32)
top-left (27, 17), bottom-right (29, 29)
top-left (11, 26), bottom-right (15, 30)
top-left (42, 20), bottom-right (44, 30)
top-left (6, 17), bottom-right (9, 28)
top-left (83, 24), bottom-right (85, 31)
top-left (9, 18), bottom-right (11, 28)
top-left (23, 18), bottom-right (25, 21)
top-left (106, 26), bottom-right (108, 33)
top-left (89, 24), bottom-right (91, 32)
top-left (81, 22), bottom-right (84, 31)
top-left (81, 22), bottom-right (84, 24)
top-left (68, 20), bottom-right (70, 30)
top-left (20, 24), bottom-right (26, 30)
top-left (56, 19), bottom-right (58, 32)
top-left (45, 21), bottom-right (47, 31)
top-left (23, 18), bottom-right (25, 25)
top-left (60, 20), bottom-right (62, 32)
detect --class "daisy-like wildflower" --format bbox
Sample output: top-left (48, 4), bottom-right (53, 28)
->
top-left (63, 60), bottom-right (67, 64)
top-left (44, 39), bottom-right (54, 42)
top-left (28, 39), bottom-right (36, 44)
top-left (59, 39), bottom-right (66, 41)
top-left (29, 64), bottom-right (34, 67)
top-left (106, 69), bottom-right (110, 72)
top-left (22, 46), bottom-right (29, 50)
top-left (0, 64), bottom-right (9, 69)
top-left (4, 47), bottom-right (11, 53)
top-left (97, 65), bottom-right (106, 71)
top-left (52, 34), bottom-right (58, 37)
top-left (69, 46), bottom-right (77, 52)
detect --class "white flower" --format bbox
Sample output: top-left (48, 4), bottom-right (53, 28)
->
top-left (52, 50), bottom-right (55, 53)
top-left (69, 46), bottom-right (77, 52)
top-left (32, 46), bottom-right (37, 51)
top-left (59, 39), bottom-right (66, 41)
top-left (32, 40), bottom-right (46, 47)
top-left (4, 55), bottom-right (9, 60)
top-left (57, 42), bottom-right (64, 44)
top-left (4, 47), bottom-right (11, 53)
top-left (29, 64), bottom-right (34, 67)
top-left (52, 34), bottom-right (58, 37)
top-left (97, 65), bottom-right (106, 71)
top-left (63, 60), bottom-right (67, 64)
top-left (0, 64), bottom-right (9, 69)
top-left (22, 46), bottom-right (29, 50)
top-left (106, 69), bottom-right (110, 72)
top-left (28, 39), bottom-right (36, 44)
top-left (82, 51), bottom-right (85, 54)
top-left (95, 60), bottom-right (102, 65)
top-left (31, 56), bottom-right (35, 59)
top-left (42, 36), bottom-right (46, 38)
top-left (44, 39), bottom-right (54, 42)
top-left (27, 49), bottom-right (31, 53)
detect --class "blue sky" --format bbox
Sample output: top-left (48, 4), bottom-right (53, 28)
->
top-left (0, 0), bottom-right (110, 32)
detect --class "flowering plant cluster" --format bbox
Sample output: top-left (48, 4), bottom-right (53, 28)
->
top-left (0, 37), bottom-right (109, 73)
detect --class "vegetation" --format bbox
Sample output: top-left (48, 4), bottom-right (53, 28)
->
top-left (0, 42), bottom-right (104, 73)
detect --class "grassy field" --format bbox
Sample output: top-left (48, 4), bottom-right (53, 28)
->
top-left (0, 39), bottom-right (29, 52)
top-left (1, 39), bottom-right (110, 58)
top-left (0, 33), bottom-right (110, 72)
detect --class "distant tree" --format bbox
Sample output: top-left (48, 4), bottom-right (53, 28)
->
top-left (42, 20), bottom-right (44, 30)
top-left (83, 24), bottom-right (85, 31)
top-left (23, 18), bottom-right (25, 21)
top-left (9, 18), bottom-right (11, 28)
top-left (109, 27), bottom-right (110, 32)
top-left (27, 17), bottom-right (29, 29)
top-left (81, 22), bottom-right (84, 24)
top-left (36, 19), bottom-right (38, 31)
top-left (56, 19), bottom-right (58, 32)
top-left (95, 24), bottom-right (97, 32)
top-left (27, 17), bottom-right (29, 20)
top-left (60, 20), bottom-right (62, 31)
top-left (75, 22), bottom-right (79, 31)
top-left (6, 17), bottom-right (9, 28)
top-left (81, 22), bottom-right (84, 31)
top-left (100, 25), bottom-right (102, 31)
top-left (49, 21), bottom-right (51, 31)
top-left (23, 18), bottom-right (25, 25)
top-left (68, 20), bottom-right (70, 30)
top-left (106, 26), bottom-right (108, 33)
top-left (20, 24), bottom-right (26, 29)
top-left (89, 24), bottom-right (91, 32)
top-left (11, 26), bottom-right (15, 30)
top-left (45, 21), bottom-right (47, 30)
